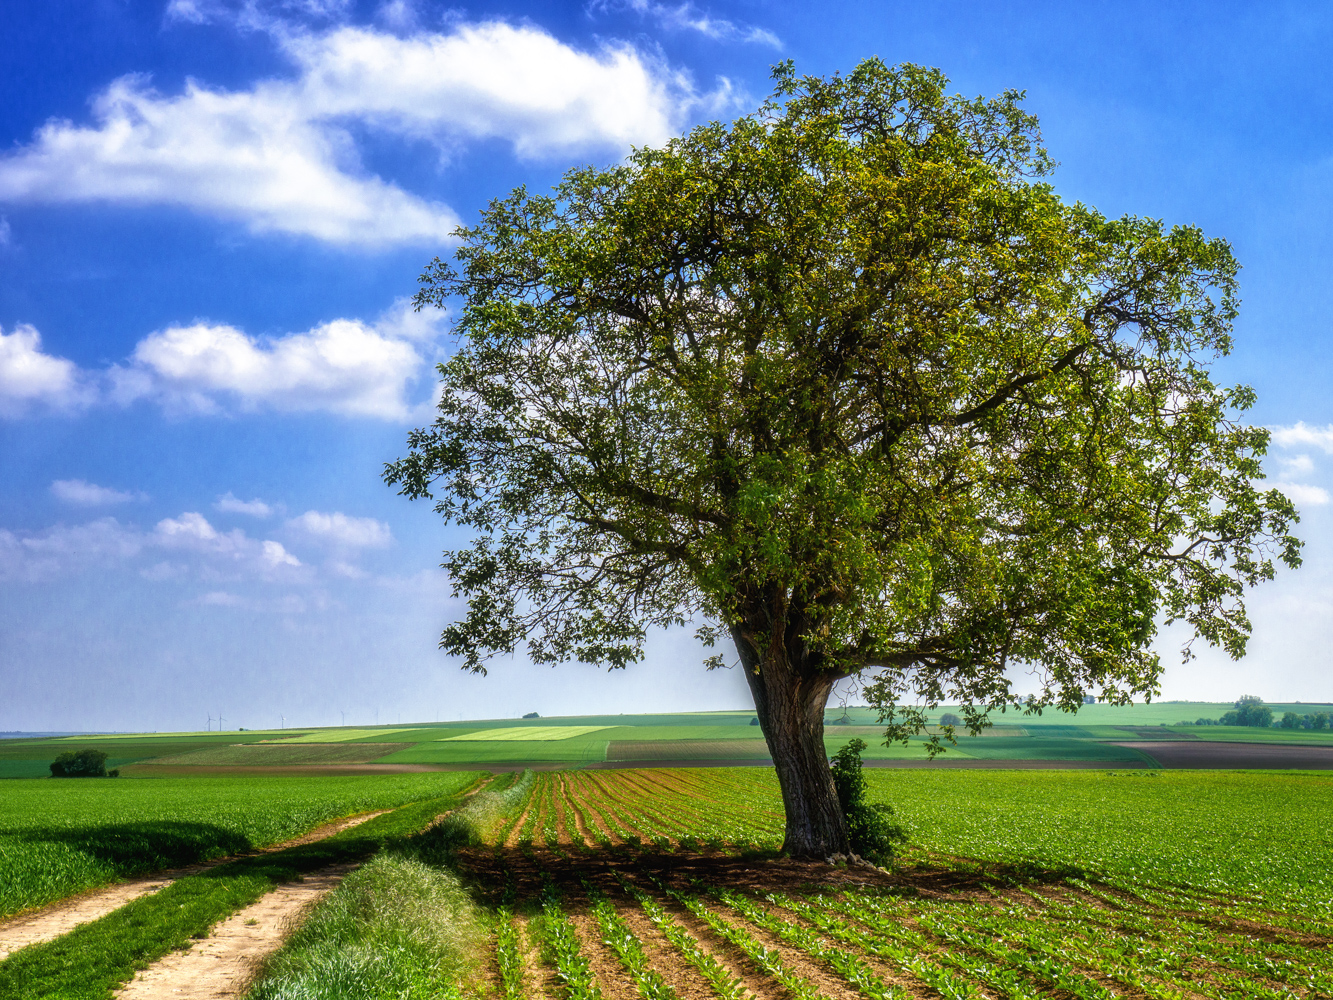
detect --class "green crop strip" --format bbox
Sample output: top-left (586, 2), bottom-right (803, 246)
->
top-left (536, 890), bottom-right (604, 1000)
top-left (494, 908), bottom-right (526, 1000)
top-left (0, 778), bottom-right (481, 1000)
top-left (585, 884), bottom-right (679, 1000)
top-left (615, 875), bottom-right (751, 1000)
top-left (0, 772), bottom-right (482, 918)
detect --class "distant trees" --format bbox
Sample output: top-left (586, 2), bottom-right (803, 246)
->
top-left (522, 712), bottom-right (541, 719)
top-left (50, 749), bottom-right (111, 777)
top-left (1219, 695), bottom-right (1273, 728)
top-left (938, 713), bottom-right (963, 727)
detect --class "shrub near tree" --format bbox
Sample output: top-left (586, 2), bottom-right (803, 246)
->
top-left (829, 738), bottom-right (907, 864)
top-left (49, 749), bottom-right (111, 778)
top-left (389, 59), bottom-right (1300, 858)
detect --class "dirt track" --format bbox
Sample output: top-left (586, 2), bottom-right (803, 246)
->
top-left (0, 811), bottom-right (384, 961)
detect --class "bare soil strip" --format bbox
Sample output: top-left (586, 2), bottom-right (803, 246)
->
top-left (1113, 740), bottom-right (1333, 769)
top-left (114, 861), bottom-right (359, 1000)
top-left (569, 912), bottom-right (640, 1000)
top-left (611, 897), bottom-right (727, 1000)
top-left (0, 810), bottom-right (385, 961)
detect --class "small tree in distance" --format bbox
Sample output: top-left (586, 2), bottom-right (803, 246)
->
top-left (50, 749), bottom-right (109, 778)
top-left (388, 60), bottom-right (1300, 858)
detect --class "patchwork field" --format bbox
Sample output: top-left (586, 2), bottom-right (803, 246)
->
top-left (1, 764), bottom-right (1330, 999)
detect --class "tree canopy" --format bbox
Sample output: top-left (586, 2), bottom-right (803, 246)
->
top-left (387, 59), bottom-right (1299, 856)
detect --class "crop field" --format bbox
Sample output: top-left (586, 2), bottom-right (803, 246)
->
top-left (232, 766), bottom-right (1333, 1000)
top-left (439, 726), bottom-right (615, 741)
top-left (0, 771), bottom-right (479, 918)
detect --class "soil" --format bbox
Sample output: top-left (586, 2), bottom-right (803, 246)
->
top-left (1112, 741), bottom-right (1333, 769)
top-left (114, 861), bottom-right (359, 999)
top-left (0, 810), bottom-right (386, 961)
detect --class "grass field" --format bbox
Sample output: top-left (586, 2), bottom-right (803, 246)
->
top-left (0, 772), bottom-right (481, 918)
top-left (145, 743), bottom-right (410, 765)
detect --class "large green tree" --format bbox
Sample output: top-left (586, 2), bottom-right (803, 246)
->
top-left (387, 61), bottom-right (1299, 858)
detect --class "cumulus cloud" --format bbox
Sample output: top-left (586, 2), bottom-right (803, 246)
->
top-left (1271, 422), bottom-right (1333, 454)
top-left (0, 19), bottom-right (705, 245)
top-left (288, 510), bottom-right (392, 547)
top-left (216, 493), bottom-right (275, 517)
top-left (4, 301), bottom-right (441, 421)
top-left (0, 324), bottom-right (91, 417)
top-left (0, 511), bottom-right (303, 582)
top-left (1274, 483), bottom-right (1330, 507)
top-left (51, 479), bottom-right (146, 506)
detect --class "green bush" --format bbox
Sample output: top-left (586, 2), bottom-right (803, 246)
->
top-left (829, 738), bottom-right (907, 865)
top-left (938, 713), bottom-right (962, 727)
top-left (50, 749), bottom-right (109, 778)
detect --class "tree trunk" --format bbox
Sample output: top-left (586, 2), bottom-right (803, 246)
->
top-left (735, 628), bottom-right (851, 859)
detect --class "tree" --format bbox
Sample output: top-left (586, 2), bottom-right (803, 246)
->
top-left (50, 748), bottom-right (108, 777)
top-left (387, 60), bottom-right (1300, 858)
top-left (1224, 695), bottom-right (1274, 728)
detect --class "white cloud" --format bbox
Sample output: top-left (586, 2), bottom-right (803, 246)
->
top-left (5, 301), bottom-right (442, 421)
top-left (0, 20), bottom-right (704, 245)
top-left (1274, 483), bottom-right (1330, 507)
top-left (0, 518), bottom-right (145, 581)
top-left (114, 310), bottom-right (430, 419)
top-left (1271, 422), bottom-right (1333, 454)
top-left (216, 493), bottom-right (275, 517)
top-left (288, 509), bottom-right (392, 547)
top-left (1277, 453), bottom-right (1315, 476)
top-left (51, 479), bottom-right (145, 506)
top-left (0, 324), bottom-right (91, 417)
top-left (595, 0), bottom-right (782, 47)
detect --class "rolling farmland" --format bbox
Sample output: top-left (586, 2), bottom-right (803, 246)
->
top-left (246, 767), bottom-right (1333, 1000)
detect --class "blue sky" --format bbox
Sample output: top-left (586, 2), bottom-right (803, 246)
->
top-left (2, 0), bottom-right (1332, 733)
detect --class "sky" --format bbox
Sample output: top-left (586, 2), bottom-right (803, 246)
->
top-left (2, 0), bottom-right (1332, 733)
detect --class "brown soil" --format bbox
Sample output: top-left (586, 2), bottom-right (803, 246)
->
top-left (1113, 741), bottom-right (1333, 769)
top-left (0, 810), bottom-right (385, 961)
top-left (115, 861), bottom-right (359, 999)
top-left (121, 762), bottom-right (464, 776)
top-left (144, 743), bottom-right (412, 766)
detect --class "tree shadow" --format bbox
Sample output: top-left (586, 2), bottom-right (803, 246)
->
top-left (15, 821), bottom-right (255, 875)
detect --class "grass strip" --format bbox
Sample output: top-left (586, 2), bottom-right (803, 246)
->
top-left (0, 781), bottom-right (481, 1000)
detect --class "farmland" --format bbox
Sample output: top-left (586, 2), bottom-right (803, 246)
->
top-left (244, 767), bottom-right (1333, 1000)
top-left (0, 771), bottom-right (479, 918)
top-left (7, 701), bottom-right (1333, 777)
top-left (1, 763), bottom-right (1330, 998)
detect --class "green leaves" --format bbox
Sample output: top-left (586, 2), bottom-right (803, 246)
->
top-left (388, 58), bottom-right (1297, 730)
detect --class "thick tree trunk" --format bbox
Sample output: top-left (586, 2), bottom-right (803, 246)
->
top-left (735, 628), bottom-right (851, 859)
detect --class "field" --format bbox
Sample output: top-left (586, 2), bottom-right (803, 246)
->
top-left (246, 767), bottom-right (1333, 1000)
top-left (1, 764), bottom-right (1330, 998)
top-left (0, 771), bottom-right (479, 918)
top-left (6, 702), bottom-right (1333, 775)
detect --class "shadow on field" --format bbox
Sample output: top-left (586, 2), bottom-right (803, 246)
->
top-left (452, 844), bottom-right (1086, 912)
top-left (18, 821), bottom-right (254, 873)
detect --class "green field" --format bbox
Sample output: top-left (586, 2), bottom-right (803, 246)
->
top-left (0, 772), bottom-right (479, 918)
top-left (436, 725), bottom-right (613, 741)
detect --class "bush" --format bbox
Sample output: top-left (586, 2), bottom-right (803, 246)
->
top-left (749, 717), bottom-right (760, 726)
top-left (49, 749), bottom-right (109, 778)
top-left (1280, 712), bottom-right (1300, 729)
top-left (938, 713), bottom-right (962, 727)
top-left (829, 738), bottom-right (907, 865)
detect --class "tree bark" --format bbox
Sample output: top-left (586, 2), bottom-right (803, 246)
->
top-left (734, 628), bottom-right (851, 858)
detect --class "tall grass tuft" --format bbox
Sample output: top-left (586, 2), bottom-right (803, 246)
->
top-left (246, 854), bottom-right (482, 1000)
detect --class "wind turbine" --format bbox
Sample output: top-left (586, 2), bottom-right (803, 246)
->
top-left (207, 713), bottom-right (213, 732)
top-left (218, 713), bottom-right (225, 732)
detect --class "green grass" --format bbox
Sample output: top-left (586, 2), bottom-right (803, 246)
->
top-left (0, 777), bottom-right (481, 1000)
top-left (0, 772), bottom-right (485, 918)
top-left (1169, 725), bottom-right (1333, 744)
top-left (942, 737), bottom-right (1152, 762)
